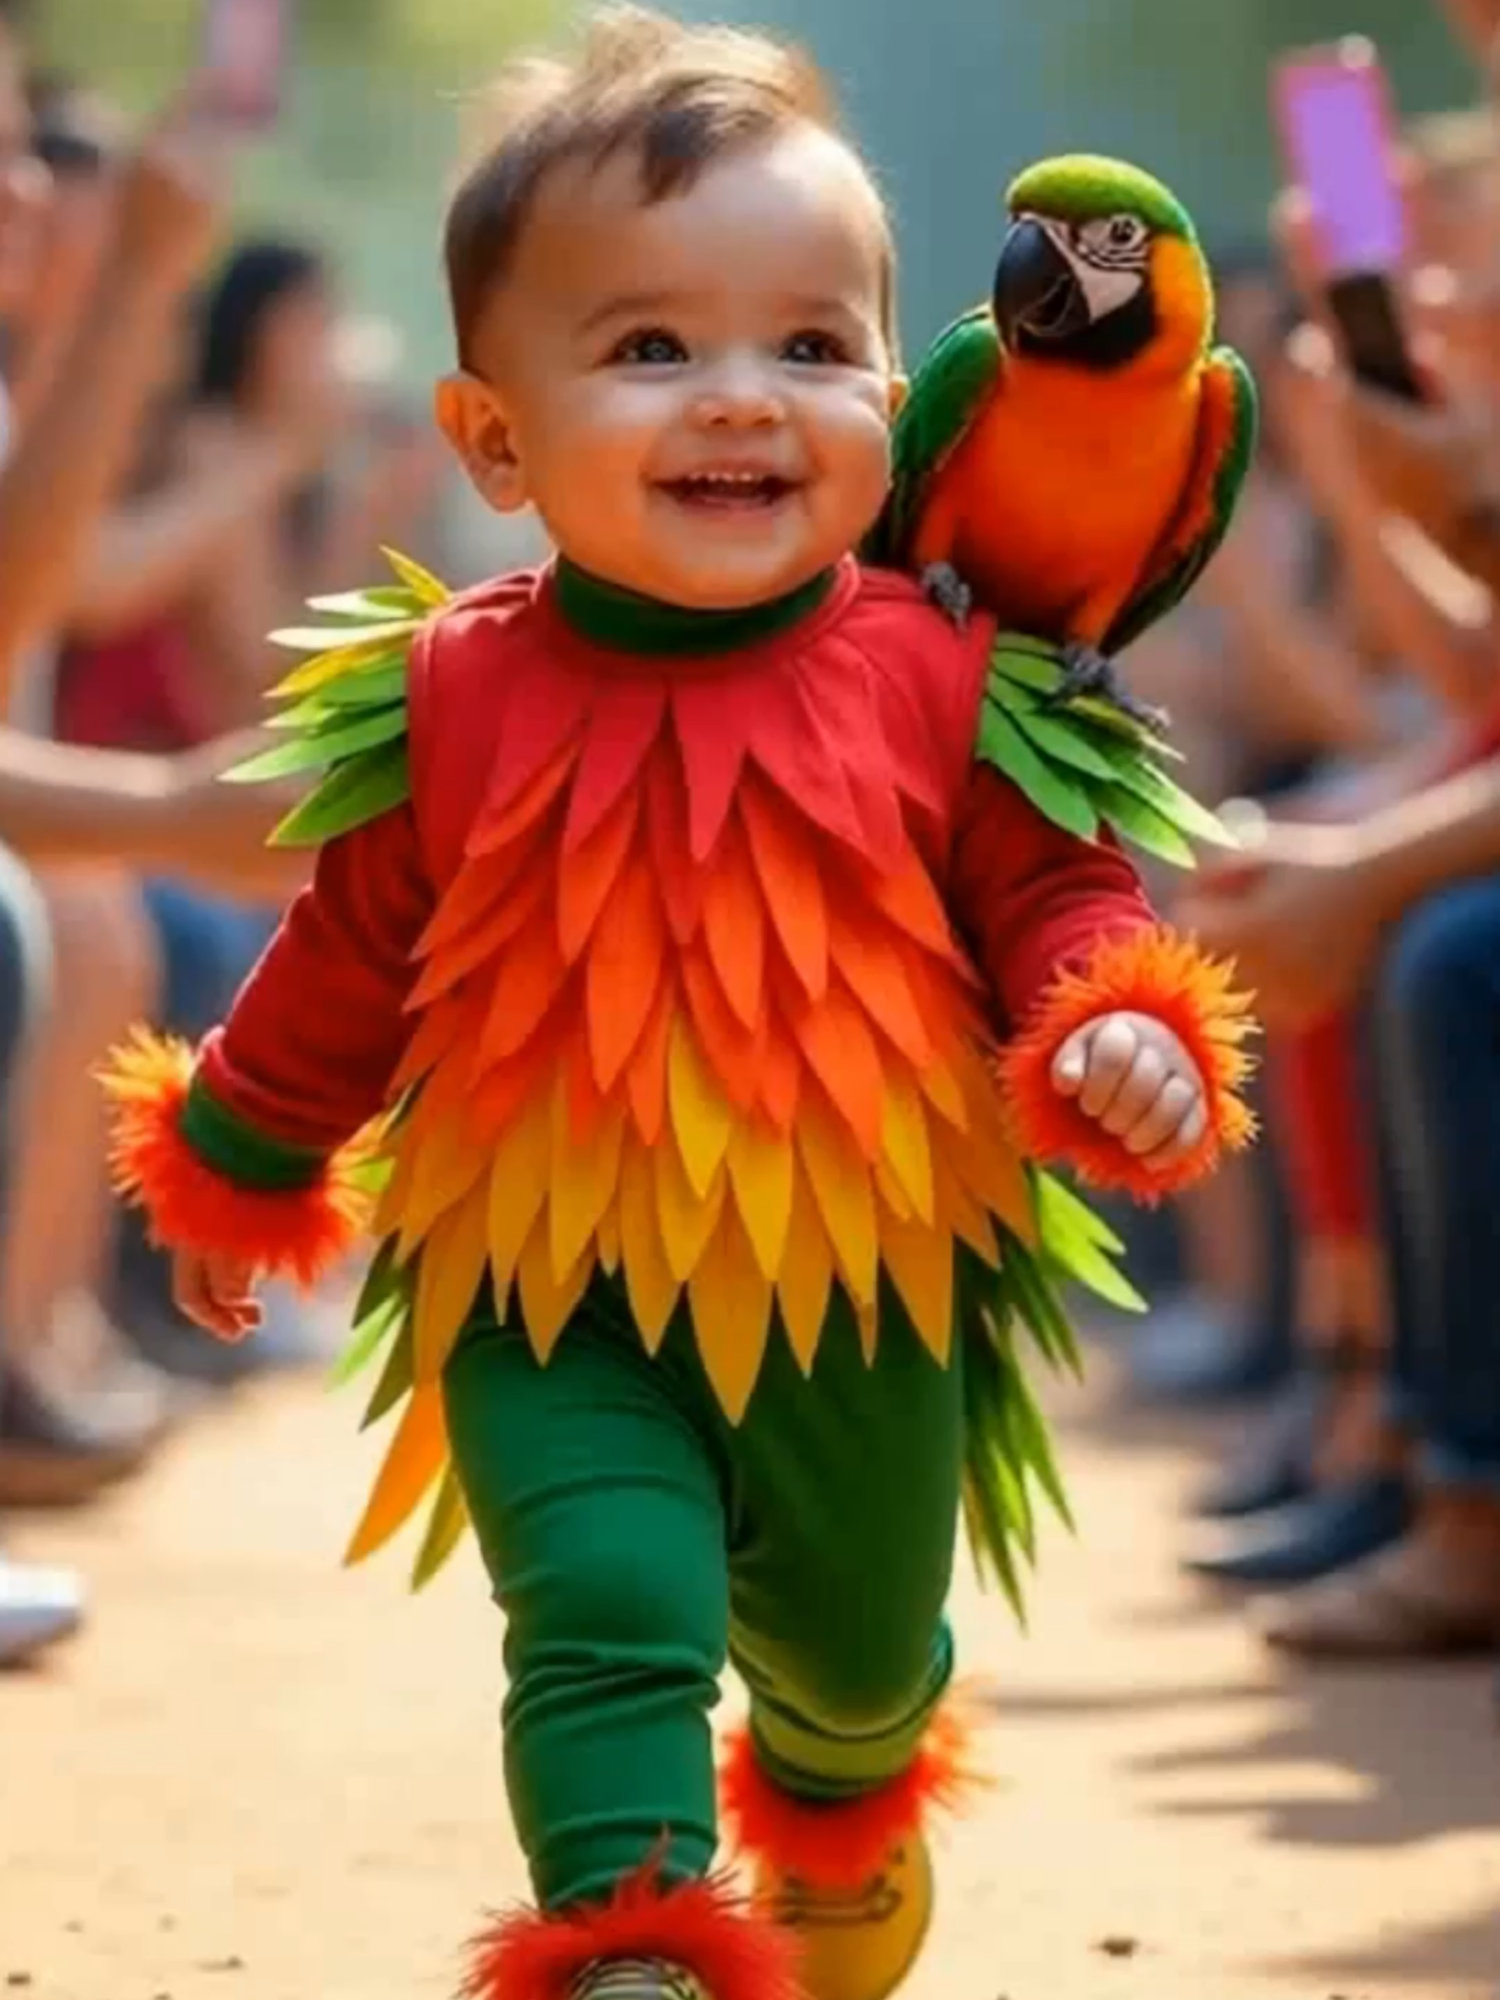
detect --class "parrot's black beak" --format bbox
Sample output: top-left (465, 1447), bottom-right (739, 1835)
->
top-left (992, 218), bottom-right (1090, 347)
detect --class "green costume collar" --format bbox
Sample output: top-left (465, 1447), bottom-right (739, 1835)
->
top-left (551, 557), bottom-right (837, 656)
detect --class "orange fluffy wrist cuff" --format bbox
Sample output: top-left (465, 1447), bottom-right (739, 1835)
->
top-left (998, 926), bottom-right (1257, 1202)
top-left (98, 1027), bottom-right (371, 1286)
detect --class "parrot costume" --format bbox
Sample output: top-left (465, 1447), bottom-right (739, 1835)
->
top-left (867, 154), bottom-right (1258, 733)
top-left (100, 169), bottom-right (1256, 2000)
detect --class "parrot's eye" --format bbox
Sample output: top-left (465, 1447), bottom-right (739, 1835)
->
top-left (1080, 214), bottom-right (1149, 260)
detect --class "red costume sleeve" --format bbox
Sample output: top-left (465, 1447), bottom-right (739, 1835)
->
top-left (101, 803), bottom-right (434, 1285)
top-left (197, 802), bottom-right (432, 1150)
top-left (947, 763), bottom-right (1255, 1199)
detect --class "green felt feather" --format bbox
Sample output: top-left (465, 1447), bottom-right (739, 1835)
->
top-left (864, 306), bottom-right (1001, 570)
top-left (977, 631), bottom-right (1236, 868)
top-left (1104, 346), bottom-right (1259, 656)
top-left (959, 1163), bottom-right (1140, 1617)
top-left (412, 1468), bottom-right (471, 1591)
top-left (224, 548), bottom-right (452, 848)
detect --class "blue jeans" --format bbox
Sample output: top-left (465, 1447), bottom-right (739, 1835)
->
top-left (0, 842), bottom-right (49, 1121)
top-left (142, 880), bottom-right (277, 1039)
top-left (1370, 876), bottom-right (1500, 1492)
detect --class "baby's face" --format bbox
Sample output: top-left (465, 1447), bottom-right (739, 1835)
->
top-left (446, 123), bottom-right (901, 609)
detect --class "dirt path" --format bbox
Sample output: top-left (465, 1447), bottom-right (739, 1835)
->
top-left (6, 1348), bottom-right (1499, 2000)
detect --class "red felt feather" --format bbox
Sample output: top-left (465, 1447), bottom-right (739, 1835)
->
top-left (461, 1862), bottom-right (802, 2000)
top-left (563, 678), bottom-right (667, 854)
top-left (718, 1702), bottom-right (985, 1889)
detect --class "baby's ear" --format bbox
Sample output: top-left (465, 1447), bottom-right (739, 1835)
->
top-left (434, 372), bottom-right (527, 513)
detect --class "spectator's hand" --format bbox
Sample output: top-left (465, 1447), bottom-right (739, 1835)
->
top-left (364, 420), bottom-right (449, 521)
top-left (158, 733), bottom-right (314, 901)
top-left (1272, 322), bottom-right (1370, 522)
top-left (173, 1246), bottom-right (262, 1341)
top-left (1050, 1013), bottom-right (1208, 1171)
top-left (107, 90), bottom-right (232, 299)
top-left (1178, 823), bottom-right (1383, 1031)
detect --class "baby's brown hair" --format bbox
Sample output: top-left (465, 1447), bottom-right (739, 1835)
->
top-left (444, 5), bottom-right (896, 367)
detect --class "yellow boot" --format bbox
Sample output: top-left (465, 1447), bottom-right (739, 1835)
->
top-left (718, 1710), bottom-right (979, 2000)
top-left (754, 1836), bottom-right (933, 2000)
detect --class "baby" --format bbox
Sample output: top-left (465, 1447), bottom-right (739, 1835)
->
top-left (105, 12), bottom-right (1249, 2000)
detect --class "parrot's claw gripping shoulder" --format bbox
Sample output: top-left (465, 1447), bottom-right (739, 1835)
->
top-left (1046, 640), bottom-right (1171, 736)
top-left (919, 561), bottom-right (974, 630)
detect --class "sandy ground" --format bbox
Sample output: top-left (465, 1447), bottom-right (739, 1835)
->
top-left (5, 1343), bottom-right (1500, 2000)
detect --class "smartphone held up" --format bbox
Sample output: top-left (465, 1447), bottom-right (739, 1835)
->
top-left (197, 0), bottom-right (294, 131)
top-left (1270, 35), bottom-right (1429, 403)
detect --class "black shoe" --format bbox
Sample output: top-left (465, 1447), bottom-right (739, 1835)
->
top-left (1181, 1474), bottom-right (1411, 1588)
top-left (0, 1366), bottom-right (155, 1508)
top-left (1129, 1292), bottom-right (1293, 1407)
top-left (1191, 1370), bottom-right (1324, 1521)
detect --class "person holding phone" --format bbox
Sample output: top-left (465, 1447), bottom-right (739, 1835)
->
top-left (1176, 22), bottom-right (1500, 1652)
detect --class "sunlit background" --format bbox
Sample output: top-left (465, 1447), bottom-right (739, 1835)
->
top-left (33, 0), bottom-right (1478, 384)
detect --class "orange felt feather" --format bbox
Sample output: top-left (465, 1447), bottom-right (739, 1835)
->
top-left (701, 816), bottom-right (766, 1028)
top-left (478, 913), bottom-right (571, 1065)
top-left (585, 845), bottom-right (666, 1091)
top-left (407, 866), bottom-right (551, 1012)
top-left (461, 1863), bottom-right (801, 2000)
top-left (999, 924), bottom-right (1257, 1201)
top-left (557, 784), bottom-right (639, 962)
top-left (786, 973), bottom-right (885, 1158)
top-left (467, 733), bottom-right (579, 857)
top-left (680, 942), bottom-right (761, 1110)
top-left (718, 1702), bottom-right (985, 1889)
top-left (625, 976), bottom-right (675, 1146)
top-left (827, 907), bottom-right (932, 1067)
top-left (99, 1029), bottom-right (369, 1286)
top-left (740, 775), bottom-right (828, 998)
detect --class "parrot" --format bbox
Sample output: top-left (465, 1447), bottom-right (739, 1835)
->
top-left (867, 154), bottom-right (1257, 725)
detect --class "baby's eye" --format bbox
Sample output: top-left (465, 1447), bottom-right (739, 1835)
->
top-left (782, 328), bottom-right (850, 366)
top-left (609, 327), bottom-right (688, 366)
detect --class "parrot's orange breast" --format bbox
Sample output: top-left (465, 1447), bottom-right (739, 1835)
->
top-left (925, 360), bottom-right (1203, 643)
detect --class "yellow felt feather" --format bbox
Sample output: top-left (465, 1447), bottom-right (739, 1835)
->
top-left (775, 1174), bottom-right (834, 1375)
top-left (878, 1201), bottom-right (955, 1365)
top-left (344, 1383), bottom-right (449, 1565)
top-left (516, 1211), bottom-right (591, 1358)
top-left (619, 1138), bottom-right (679, 1349)
top-left (879, 1069), bottom-right (935, 1225)
top-left (412, 1182), bottom-right (491, 1381)
top-left (687, 1208), bottom-right (773, 1423)
top-left (655, 1139), bottom-right (727, 1283)
top-left (667, 1016), bottom-right (734, 1196)
top-left (726, 1121), bottom-right (795, 1279)
top-left (549, 1089), bottom-right (625, 1280)
top-left (485, 1088), bottom-right (552, 1294)
top-left (796, 1090), bottom-right (878, 1309)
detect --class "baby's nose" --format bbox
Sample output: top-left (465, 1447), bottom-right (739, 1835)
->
top-left (690, 360), bottom-right (786, 427)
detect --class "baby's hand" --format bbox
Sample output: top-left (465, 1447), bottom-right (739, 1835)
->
top-left (1051, 1011), bottom-right (1207, 1173)
top-left (172, 1247), bottom-right (263, 1342)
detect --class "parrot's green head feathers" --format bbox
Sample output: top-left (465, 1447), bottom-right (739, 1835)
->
top-left (993, 154), bottom-right (1211, 373)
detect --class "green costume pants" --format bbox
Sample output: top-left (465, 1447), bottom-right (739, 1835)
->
top-left (444, 1279), bottom-right (964, 1911)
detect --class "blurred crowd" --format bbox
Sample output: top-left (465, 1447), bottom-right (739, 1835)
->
top-left (1119, 0), bottom-right (1500, 1668)
top-left (0, 0), bottom-right (1498, 1743)
top-left (0, 0), bottom-right (453, 1661)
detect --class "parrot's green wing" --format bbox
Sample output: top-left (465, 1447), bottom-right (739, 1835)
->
top-left (959, 1170), bottom-right (1144, 1619)
top-left (1102, 345), bottom-right (1258, 657)
top-left (864, 306), bottom-right (1002, 569)
top-left (976, 627), bottom-right (1238, 868)
top-left (223, 546), bottom-right (451, 847)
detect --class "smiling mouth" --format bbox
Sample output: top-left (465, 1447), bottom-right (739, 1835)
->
top-left (658, 470), bottom-right (799, 510)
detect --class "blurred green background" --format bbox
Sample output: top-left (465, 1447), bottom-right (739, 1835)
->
top-left (31, 0), bottom-right (1478, 384)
